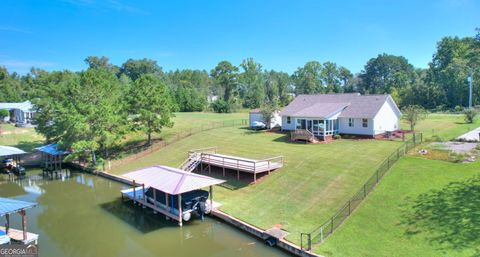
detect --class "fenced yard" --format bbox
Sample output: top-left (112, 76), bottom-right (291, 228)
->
top-left (109, 125), bottom-right (404, 245)
top-left (300, 133), bottom-right (423, 250)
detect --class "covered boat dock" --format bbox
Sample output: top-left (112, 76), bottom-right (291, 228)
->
top-left (0, 197), bottom-right (39, 245)
top-left (121, 165), bottom-right (225, 226)
top-left (0, 145), bottom-right (27, 175)
top-left (35, 143), bottom-right (70, 173)
top-left (182, 147), bottom-right (284, 183)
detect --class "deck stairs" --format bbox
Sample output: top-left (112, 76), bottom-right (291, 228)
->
top-left (179, 152), bottom-right (202, 172)
top-left (290, 129), bottom-right (319, 143)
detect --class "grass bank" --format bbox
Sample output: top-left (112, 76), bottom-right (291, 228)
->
top-left (316, 157), bottom-right (480, 257)
top-left (110, 125), bottom-right (402, 244)
top-left (400, 114), bottom-right (480, 141)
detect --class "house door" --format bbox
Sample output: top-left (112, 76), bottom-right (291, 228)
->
top-left (306, 120), bottom-right (313, 133)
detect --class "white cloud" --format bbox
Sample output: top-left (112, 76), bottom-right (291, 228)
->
top-left (59, 0), bottom-right (149, 15)
top-left (0, 60), bottom-right (57, 73)
top-left (0, 26), bottom-right (32, 34)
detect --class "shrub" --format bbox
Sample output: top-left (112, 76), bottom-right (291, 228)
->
top-left (0, 109), bottom-right (9, 118)
top-left (211, 99), bottom-right (230, 113)
top-left (454, 105), bottom-right (463, 113)
top-left (334, 134), bottom-right (341, 140)
top-left (463, 108), bottom-right (477, 123)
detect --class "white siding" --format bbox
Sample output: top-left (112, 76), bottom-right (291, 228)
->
top-left (281, 116), bottom-right (296, 130)
top-left (338, 117), bottom-right (374, 135)
top-left (373, 99), bottom-right (400, 135)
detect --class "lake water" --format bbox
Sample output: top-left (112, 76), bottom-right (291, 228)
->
top-left (0, 169), bottom-right (291, 257)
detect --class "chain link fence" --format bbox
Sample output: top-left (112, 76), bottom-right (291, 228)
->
top-left (301, 133), bottom-right (423, 251)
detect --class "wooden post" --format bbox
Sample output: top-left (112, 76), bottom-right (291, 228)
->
top-left (254, 172), bottom-right (257, 183)
top-left (209, 186), bottom-right (213, 210)
top-left (142, 184), bottom-right (146, 207)
top-left (153, 188), bottom-right (157, 214)
top-left (132, 180), bottom-right (136, 206)
top-left (21, 209), bottom-right (27, 241)
top-left (237, 159), bottom-right (240, 180)
top-left (5, 214), bottom-right (9, 234)
top-left (178, 194), bottom-right (183, 226)
top-left (165, 193), bottom-right (169, 220)
top-left (208, 155), bottom-right (211, 174)
top-left (222, 157), bottom-right (225, 177)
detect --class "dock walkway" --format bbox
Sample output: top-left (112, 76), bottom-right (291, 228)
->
top-left (0, 226), bottom-right (38, 245)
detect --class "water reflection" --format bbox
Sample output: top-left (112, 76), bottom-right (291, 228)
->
top-left (0, 169), bottom-right (292, 257)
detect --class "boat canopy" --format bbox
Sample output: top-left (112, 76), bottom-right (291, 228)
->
top-left (0, 146), bottom-right (27, 157)
top-left (122, 165), bottom-right (225, 195)
top-left (0, 197), bottom-right (37, 216)
top-left (35, 143), bottom-right (70, 156)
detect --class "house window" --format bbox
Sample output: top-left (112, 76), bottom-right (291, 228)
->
top-left (348, 118), bottom-right (354, 127)
top-left (362, 118), bottom-right (368, 128)
top-left (287, 116), bottom-right (291, 124)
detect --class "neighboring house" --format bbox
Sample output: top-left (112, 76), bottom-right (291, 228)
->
top-left (249, 108), bottom-right (282, 129)
top-left (0, 101), bottom-right (36, 126)
top-left (280, 93), bottom-right (401, 140)
top-left (207, 95), bottom-right (219, 103)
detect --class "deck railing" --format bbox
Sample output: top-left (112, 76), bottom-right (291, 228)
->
top-left (190, 147), bottom-right (284, 173)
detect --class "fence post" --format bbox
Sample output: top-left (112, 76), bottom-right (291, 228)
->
top-left (348, 200), bottom-right (351, 215)
top-left (330, 217), bottom-right (334, 233)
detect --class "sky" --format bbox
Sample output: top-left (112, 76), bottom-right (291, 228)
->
top-left (0, 0), bottom-right (479, 75)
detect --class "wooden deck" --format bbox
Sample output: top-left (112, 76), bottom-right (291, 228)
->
top-left (188, 147), bottom-right (284, 183)
top-left (200, 153), bottom-right (283, 174)
top-left (0, 226), bottom-right (38, 245)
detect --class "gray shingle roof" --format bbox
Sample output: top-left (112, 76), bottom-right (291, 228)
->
top-left (280, 93), bottom-right (393, 119)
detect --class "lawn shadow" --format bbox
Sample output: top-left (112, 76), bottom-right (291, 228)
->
top-left (194, 166), bottom-right (253, 190)
top-left (100, 199), bottom-right (176, 233)
top-left (14, 140), bottom-right (44, 152)
top-left (400, 175), bottom-right (480, 256)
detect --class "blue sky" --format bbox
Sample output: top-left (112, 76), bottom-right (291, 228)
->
top-left (1, 0), bottom-right (479, 74)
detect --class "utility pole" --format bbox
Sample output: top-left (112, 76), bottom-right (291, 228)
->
top-left (468, 72), bottom-right (473, 108)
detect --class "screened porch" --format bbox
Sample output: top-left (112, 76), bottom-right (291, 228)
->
top-left (295, 118), bottom-right (339, 136)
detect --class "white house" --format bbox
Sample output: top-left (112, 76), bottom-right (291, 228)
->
top-left (249, 108), bottom-right (282, 129)
top-left (0, 101), bottom-right (36, 126)
top-left (280, 93), bottom-right (401, 140)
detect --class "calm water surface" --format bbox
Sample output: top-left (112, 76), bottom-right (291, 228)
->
top-left (0, 169), bottom-right (291, 257)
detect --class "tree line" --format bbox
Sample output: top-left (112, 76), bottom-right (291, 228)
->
top-left (0, 30), bottom-right (478, 164)
top-left (2, 30), bottom-right (479, 113)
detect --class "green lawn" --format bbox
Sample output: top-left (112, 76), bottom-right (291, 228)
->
top-left (401, 114), bottom-right (480, 142)
top-left (112, 112), bottom-right (248, 158)
top-left (0, 112), bottom-right (247, 154)
top-left (317, 157), bottom-right (480, 257)
top-left (110, 125), bottom-right (402, 244)
top-left (0, 124), bottom-right (44, 151)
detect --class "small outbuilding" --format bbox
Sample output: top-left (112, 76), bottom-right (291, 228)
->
top-left (249, 108), bottom-right (282, 129)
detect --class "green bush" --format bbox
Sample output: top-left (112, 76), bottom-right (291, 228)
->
top-left (334, 134), bottom-right (341, 140)
top-left (0, 109), bottom-right (9, 118)
top-left (211, 99), bottom-right (230, 113)
top-left (463, 108), bottom-right (477, 123)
